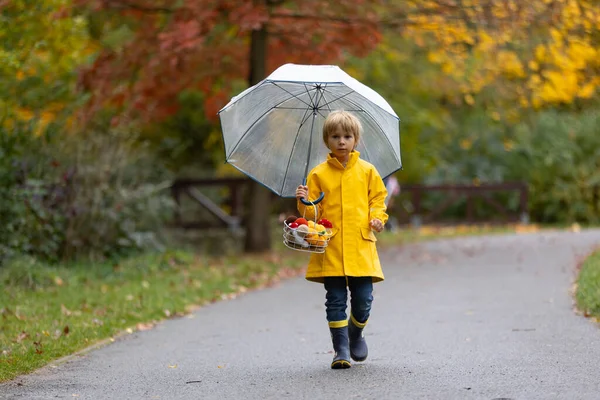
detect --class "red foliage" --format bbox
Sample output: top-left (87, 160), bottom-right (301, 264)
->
top-left (76, 0), bottom-right (384, 124)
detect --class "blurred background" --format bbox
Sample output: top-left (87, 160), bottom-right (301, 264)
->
top-left (2, 0), bottom-right (599, 263)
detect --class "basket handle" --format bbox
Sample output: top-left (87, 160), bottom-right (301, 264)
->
top-left (299, 178), bottom-right (324, 206)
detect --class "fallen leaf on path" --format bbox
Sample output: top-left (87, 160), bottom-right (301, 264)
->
top-left (515, 224), bottom-right (540, 233)
top-left (168, 364), bottom-right (177, 369)
top-left (136, 323), bottom-right (154, 331)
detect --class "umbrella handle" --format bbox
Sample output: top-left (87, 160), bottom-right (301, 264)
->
top-left (299, 179), bottom-right (325, 205)
top-left (300, 192), bottom-right (324, 206)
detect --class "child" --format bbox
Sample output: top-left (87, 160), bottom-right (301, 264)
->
top-left (295, 110), bottom-right (388, 369)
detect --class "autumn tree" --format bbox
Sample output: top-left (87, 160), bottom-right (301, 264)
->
top-left (75, 0), bottom-right (385, 252)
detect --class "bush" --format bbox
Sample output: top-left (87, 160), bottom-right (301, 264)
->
top-left (424, 107), bottom-right (600, 225)
top-left (0, 121), bottom-right (174, 265)
top-left (56, 125), bottom-right (174, 261)
top-left (510, 110), bottom-right (600, 224)
top-left (0, 121), bottom-right (63, 262)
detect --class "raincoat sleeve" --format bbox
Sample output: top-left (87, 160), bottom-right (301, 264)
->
top-left (369, 168), bottom-right (389, 225)
top-left (296, 170), bottom-right (322, 221)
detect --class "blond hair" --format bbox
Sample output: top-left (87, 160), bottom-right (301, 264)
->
top-left (322, 110), bottom-right (361, 147)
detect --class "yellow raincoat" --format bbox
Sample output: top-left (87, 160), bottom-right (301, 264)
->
top-left (297, 151), bottom-right (388, 283)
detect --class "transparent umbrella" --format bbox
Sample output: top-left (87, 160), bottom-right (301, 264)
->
top-left (218, 63), bottom-right (401, 205)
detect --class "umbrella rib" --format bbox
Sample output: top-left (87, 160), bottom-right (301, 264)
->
top-left (319, 88), bottom-right (356, 109)
top-left (225, 88), bottom-right (313, 159)
top-left (321, 84), bottom-right (399, 121)
top-left (315, 84), bottom-right (330, 118)
top-left (270, 82), bottom-right (313, 108)
top-left (321, 84), bottom-right (333, 112)
top-left (304, 83), bottom-right (328, 119)
top-left (274, 106), bottom-right (317, 110)
top-left (341, 96), bottom-right (401, 165)
top-left (303, 83), bottom-right (318, 108)
top-left (319, 86), bottom-right (367, 113)
top-left (281, 106), bottom-right (313, 195)
top-left (319, 88), bottom-right (366, 113)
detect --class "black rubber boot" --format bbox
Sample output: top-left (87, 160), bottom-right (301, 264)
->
top-left (330, 326), bottom-right (351, 369)
top-left (348, 316), bottom-right (368, 362)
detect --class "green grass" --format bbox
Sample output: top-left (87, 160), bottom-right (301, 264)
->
top-left (576, 248), bottom-right (600, 319)
top-left (0, 250), bottom-right (308, 382)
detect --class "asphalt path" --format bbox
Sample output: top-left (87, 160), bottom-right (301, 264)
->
top-left (2, 230), bottom-right (600, 400)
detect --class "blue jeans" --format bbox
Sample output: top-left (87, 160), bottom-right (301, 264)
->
top-left (324, 277), bottom-right (373, 324)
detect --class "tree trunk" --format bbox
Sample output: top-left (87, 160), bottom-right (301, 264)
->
top-left (244, 25), bottom-right (272, 253)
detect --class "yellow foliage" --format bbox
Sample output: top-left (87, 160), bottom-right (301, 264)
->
top-left (550, 28), bottom-right (563, 43)
top-left (491, 4), bottom-right (509, 19)
top-left (528, 61), bottom-right (540, 71)
top-left (441, 63), bottom-right (454, 75)
top-left (477, 31), bottom-right (496, 53)
top-left (539, 70), bottom-right (579, 104)
top-left (2, 0), bottom-right (95, 133)
top-left (578, 82), bottom-right (597, 99)
top-left (535, 45), bottom-right (547, 62)
top-left (396, 0), bottom-right (599, 110)
top-left (459, 139), bottom-right (472, 150)
top-left (497, 51), bottom-right (525, 78)
top-left (566, 40), bottom-right (598, 69)
top-left (427, 50), bottom-right (445, 64)
top-left (15, 108), bottom-right (34, 121)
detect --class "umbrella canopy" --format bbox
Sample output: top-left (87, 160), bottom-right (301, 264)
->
top-left (218, 63), bottom-right (401, 198)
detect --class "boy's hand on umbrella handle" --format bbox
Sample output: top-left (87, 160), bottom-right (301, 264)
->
top-left (370, 218), bottom-right (384, 233)
top-left (296, 185), bottom-right (308, 201)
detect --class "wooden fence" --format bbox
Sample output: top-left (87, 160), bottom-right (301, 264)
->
top-left (397, 182), bottom-right (529, 226)
top-left (170, 178), bottom-right (529, 230)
